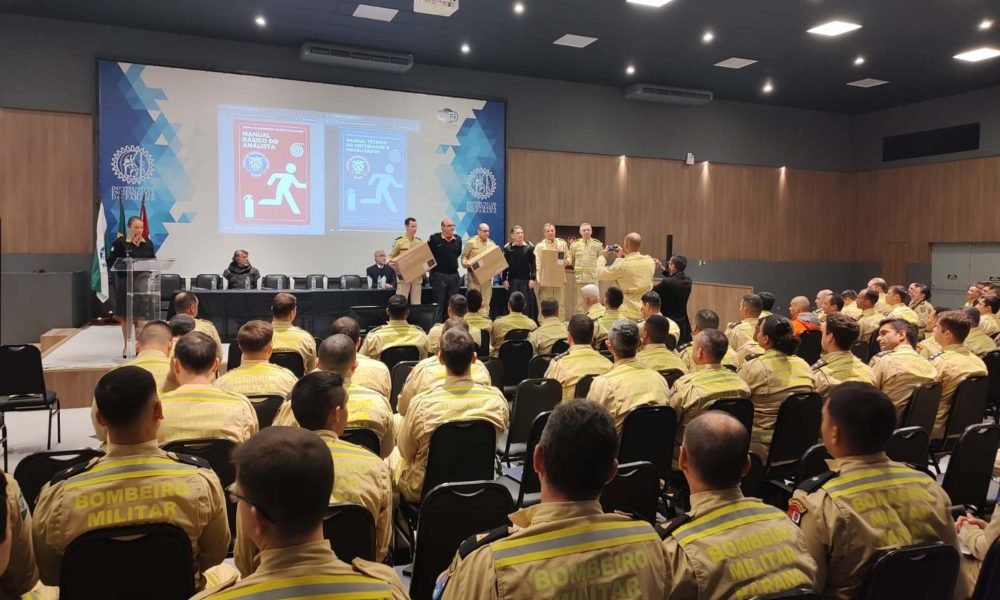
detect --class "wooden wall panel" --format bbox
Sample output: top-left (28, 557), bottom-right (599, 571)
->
top-left (689, 282), bottom-right (754, 329)
top-left (0, 108), bottom-right (93, 254)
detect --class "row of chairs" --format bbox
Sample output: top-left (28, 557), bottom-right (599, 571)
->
top-left (167, 273), bottom-right (372, 292)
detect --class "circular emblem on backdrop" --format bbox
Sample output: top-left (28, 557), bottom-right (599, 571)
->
top-left (466, 167), bottom-right (497, 201)
top-left (111, 145), bottom-right (155, 185)
top-left (388, 149), bottom-right (402, 164)
top-left (289, 143), bottom-right (305, 158)
top-left (242, 152), bottom-right (269, 177)
top-left (346, 155), bottom-right (371, 180)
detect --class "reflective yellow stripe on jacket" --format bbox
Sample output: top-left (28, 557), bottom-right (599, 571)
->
top-left (490, 521), bottom-right (657, 568)
top-left (209, 574), bottom-right (393, 599)
top-left (822, 467), bottom-right (931, 499)
top-left (64, 457), bottom-right (197, 490)
top-left (672, 499), bottom-right (786, 546)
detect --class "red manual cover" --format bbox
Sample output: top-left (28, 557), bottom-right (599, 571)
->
top-left (235, 121), bottom-right (311, 225)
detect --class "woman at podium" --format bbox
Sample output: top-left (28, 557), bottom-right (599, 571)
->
top-left (109, 216), bottom-right (157, 356)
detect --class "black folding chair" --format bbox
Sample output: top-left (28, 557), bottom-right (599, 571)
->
top-left (60, 523), bottom-right (195, 600)
top-left (341, 428), bottom-right (380, 455)
top-left (226, 341), bottom-right (243, 371)
top-left (527, 354), bottom-right (554, 379)
top-left (796, 330), bottom-right (822, 366)
top-left (866, 330), bottom-right (881, 365)
top-left (261, 274), bottom-right (289, 290)
top-left (409, 481), bottom-right (512, 600)
top-left (659, 368), bottom-right (685, 388)
top-left (763, 392), bottom-right (823, 482)
top-left (741, 452), bottom-right (766, 498)
top-left (941, 423), bottom-right (1000, 511)
top-left (293, 274), bottom-right (326, 290)
top-left (886, 426), bottom-right (930, 469)
top-left (380, 345), bottom-right (421, 371)
top-left (341, 275), bottom-right (363, 289)
top-left (857, 542), bottom-right (959, 600)
top-left (498, 378), bottom-right (561, 465)
top-left (323, 503), bottom-right (376, 562)
top-left (499, 340), bottom-right (534, 398)
top-left (901, 382), bottom-right (942, 436)
top-left (479, 329), bottom-right (491, 357)
top-left (575, 374), bottom-right (597, 398)
top-left (551, 339), bottom-right (570, 354)
top-left (390, 361), bottom-right (419, 413)
top-left (505, 328), bottom-right (531, 341)
top-left (408, 304), bottom-right (438, 332)
top-left (482, 358), bottom-right (504, 389)
top-left (0, 414), bottom-right (7, 472)
top-left (619, 404), bottom-right (677, 482)
top-left (160, 273), bottom-right (185, 312)
top-left (247, 394), bottom-right (284, 429)
top-left (710, 397), bottom-right (754, 432)
top-left (765, 444), bottom-right (831, 505)
top-left (350, 306), bottom-right (389, 333)
top-left (935, 376), bottom-right (991, 462)
top-left (497, 411), bottom-right (550, 508)
top-left (0, 345), bottom-right (62, 449)
top-left (984, 350), bottom-right (1000, 419)
top-left (192, 274), bottom-right (222, 290)
top-left (972, 531), bottom-right (1000, 600)
top-left (600, 461), bottom-right (660, 524)
top-left (850, 339), bottom-right (870, 363)
top-left (162, 438), bottom-right (237, 539)
top-left (270, 350), bottom-right (305, 378)
top-left (14, 448), bottom-right (104, 511)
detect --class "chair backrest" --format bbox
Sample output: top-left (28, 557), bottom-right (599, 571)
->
top-left (380, 345), bottom-right (421, 371)
top-left (499, 340), bottom-right (534, 386)
top-left (341, 428), bottom-right (380, 455)
top-left (193, 274), bottom-right (222, 290)
top-left (261, 274), bottom-right (288, 290)
top-left (516, 412), bottom-right (551, 505)
top-left (505, 379), bottom-right (561, 455)
top-left (161, 438), bottom-right (237, 487)
top-left (294, 274), bottom-right (325, 290)
top-left (479, 329), bottom-right (490, 357)
top-left (506, 328), bottom-right (531, 341)
top-left (420, 419), bottom-right (498, 500)
top-left (0, 345), bottom-right (47, 397)
top-left (575, 373), bottom-right (597, 398)
top-left (551, 339), bottom-right (570, 354)
top-left (527, 354), bottom-right (553, 379)
top-left (60, 523), bottom-right (195, 600)
top-left (482, 358), bottom-right (504, 388)
top-left (619, 404), bottom-right (677, 480)
top-left (599, 461), bottom-right (659, 524)
top-left (341, 274), bottom-right (363, 289)
top-left (326, 276), bottom-right (342, 290)
top-left (796, 330), bottom-right (822, 366)
top-left (858, 542), bottom-right (959, 600)
top-left (14, 448), bottom-right (104, 510)
top-left (160, 273), bottom-right (185, 299)
top-left (797, 444), bottom-right (832, 482)
top-left (408, 305), bottom-right (438, 332)
top-left (389, 361), bottom-right (418, 412)
top-left (944, 376), bottom-right (991, 439)
top-left (941, 423), bottom-right (1000, 509)
top-left (885, 426), bottom-right (930, 468)
top-left (323, 503), bottom-right (375, 562)
top-left (766, 392), bottom-right (823, 471)
top-left (247, 394), bottom-right (284, 429)
top-left (901, 381), bottom-right (942, 435)
top-left (741, 452), bottom-right (766, 498)
top-left (410, 481), bottom-right (512, 600)
top-left (972, 529), bottom-right (1000, 600)
top-left (659, 368), bottom-right (685, 388)
top-left (270, 350), bottom-right (305, 378)
top-left (709, 397), bottom-right (754, 432)
top-left (850, 339), bottom-right (870, 363)
top-left (866, 330), bottom-right (881, 365)
top-left (226, 341), bottom-right (243, 370)
top-left (984, 350), bottom-right (1000, 406)
top-left (350, 306), bottom-right (389, 333)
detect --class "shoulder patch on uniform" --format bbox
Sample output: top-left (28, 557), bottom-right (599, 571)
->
top-left (796, 470), bottom-right (836, 493)
top-left (873, 350), bottom-right (890, 358)
top-left (394, 235), bottom-right (405, 241)
top-left (677, 342), bottom-right (692, 352)
top-left (656, 513), bottom-right (691, 539)
top-left (787, 498), bottom-right (808, 526)
top-left (458, 525), bottom-right (512, 558)
top-left (811, 359), bottom-right (827, 371)
top-left (49, 459), bottom-right (97, 484)
top-left (170, 452), bottom-right (212, 469)
top-left (929, 351), bottom-right (944, 360)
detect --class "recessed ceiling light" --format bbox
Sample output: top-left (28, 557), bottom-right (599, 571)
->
top-left (808, 20), bottom-right (862, 36)
top-left (702, 31), bottom-right (714, 44)
top-left (954, 46), bottom-right (1000, 62)
top-left (979, 19), bottom-right (994, 31)
top-left (254, 15), bottom-right (267, 27)
top-left (847, 78), bottom-right (888, 88)
top-left (353, 3), bottom-right (399, 22)
top-left (460, 43), bottom-right (471, 54)
top-left (625, 65), bottom-right (636, 75)
top-left (762, 80), bottom-right (774, 94)
top-left (553, 34), bottom-right (598, 48)
top-left (626, 0), bottom-right (673, 7)
top-left (854, 55), bottom-right (865, 66)
top-left (714, 57), bottom-right (757, 69)
top-left (513, 2), bottom-right (525, 14)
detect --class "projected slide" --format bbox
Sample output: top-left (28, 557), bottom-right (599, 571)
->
top-left (97, 60), bottom-right (505, 278)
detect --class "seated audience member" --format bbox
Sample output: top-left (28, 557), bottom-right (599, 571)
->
top-left (173, 291), bottom-right (223, 359)
top-left (965, 283), bottom-right (983, 307)
top-left (976, 293), bottom-right (1000, 337)
top-left (956, 490), bottom-right (1000, 591)
top-left (928, 311), bottom-right (989, 440)
top-left (884, 285), bottom-right (920, 326)
top-left (587, 320), bottom-right (670, 433)
top-left (727, 294), bottom-right (763, 352)
top-left (662, 412), bottom-right (816, 598)
top-left (963, 306), bottom-right (997, 357)
top-left (222, 249), bottom-right (260, 289)
top-left (366, 249), bottom-right (397, 290)
top-left (855, 288), bottom-right (883, 343)
top-left (668, 330), bottom-right (751, 463)
top-left (398, 317), bottom-right (491, 416)
top-left (788, 296), bottom-right (821, 335)
top-left (824, 294), bottom-right (844, 316)
top-left (360, 294), bottom-right (429, 360)
top-left (871, 319), bottom-right (937, 420)
top-left (428, 295), bottom-right (482, 354)
top-left (916, 306), bottom-right (950, 358)
top-left (840, 289), bottom-right (862, 319)
top-left (867, 277), bottom-right (892, 315)
top-left (0, 469), bottom-right (38, 597)
top-left (529, 298), bottom-right (569, 355)
top-left (678, 309), bottom-right (739, 372)
top-left (908, 282), bottom-right (935, 336)
top-left (215, 320), bottom-right (297, 398)
top-left (158, 332), bottom-right (258, 446)
top-left (814, 289), bottom-right (834, 321)
top-left (581, 283), bottom-right (605, 320)
top-left (463, 289), bottom-right (493, 332)
top-left (269, 292), bottom-right (317, 372)
top-left (392, 329), bottom-right (509, 503)
top-left (544, 315), bottom-right (613, 401)
top-left (194, 427), bottom-right (407, 600)
top-left (636, 315), bottom-right (687, 373)
top-left (738, 316), bottom-right (815, 460)
top-left (638, 292), bottom-right (680, 345)
top-left (812, 313), bottom-right (875, 401)
top-left (438, 399), bottom-right (667, 599)
top-left (758, 291), bottom-right (776, 318)
top-left (490, 291), bottom-right (537, 356)
top-left (35, 367), bottom-right (229, 590)
top-left (330, 316), bottom-right (390, 397)
top-left (789, 383), bottom-right (965, 600)
top-left (168, 314), bottom-right (196, 347)
top-left (594, 286), bottom-right (625, 336)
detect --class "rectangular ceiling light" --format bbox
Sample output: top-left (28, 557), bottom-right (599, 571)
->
top-left (954, 47), bottom-right (1000, 62)
top-left (808, 20), bottom-right (862, 36)
top-left (626, 0), bottom-right (674, 7)
top-left (714, 57), bottom-right (757, 69)
top-left (553, 34), bottom-right (599, 48)
top-left (847, 78), bottom-right (889, 88)
top-left (353, 4), bottom-right (399, 22)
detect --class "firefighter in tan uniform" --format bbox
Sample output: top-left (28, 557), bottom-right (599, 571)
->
top-left (867, 277), bottom-right (892, 316)
top-left (812, 314), bottom-right (875, 402)
top-left (330, 316), bottom-right (391, 397)
top-left (427, 295), bottom-right (482, 355)
top-left (174, 292), bottom-right (224, 360)
top-left (529, 298), bottom-right (569, 355)
top-left (581, 284), bottom-right (605, 320)
top-left (586, 320), bottom-right (670, 433)
top-left (387, 217), bottom-right (423, 306)
top-left (215, 320), bottom-right (298, 399)
top-left (193, 427), bottom-right (408, 600)
top-left (534, 223), bottom-right (569, 320)
top-left (662, 412), bottom-right (816, 599)
top-left (917, 306), bottom-right (948, 358)
top-left (464, 289), bottom-right (493, 333)
top-left (637, 292), bottom-right (680, 346)
top-left (884, 285), bottom-right (920, 326)
top-left (399, 318), bottom-right (492, 416)
top-left (593, 287), bottom-right (625, 346)
top-left (490, 291), bottom-right (538, 356)
top-left (359, 295), bottom-right (429, 360)
top-left (870, 319), bottom-right (937, 420)
top-left (789, 383), bottom-right (965, 600)
top-left (391, 329), bottom-right (509, 503)
top-left (157, 332), bottom-right (258, 446)
top-left (437, 399), bottom-right (667, 600)
top-left (544, 315), bottom-right (613, 401)
top-left (594, 233), bottom-right (655, 322)
top-left (727, 294), bottom-right (763, 354)
top-left (566, 223), bottom-right (604, 315)
top-left (34, 367), bottom-right (230, 591)
top-left (929, 311), bottom-right (988, 440)
top-left (977, 294), bottom-right (1000, 337)
top-left (269, 292), bottom-right (317, 373)
top-left (679, 309), bottom-right (739, 372)
top-left (738, 316), bottom-right (815, 460)
top-left (636, 315), bottom-right (688, 374)
top-left (840, 290), bottom-right (863, 320)
top-left (956, 501), bottom-right (1000, 592)
top-left (0, 473), bottom-right (39, 599)
top-left (855, 289), bottom-right (883, 344)
top-left (461, 223), bottom-right (499, 318)
top-left (907, 282), bottom-right (935, 336)
top-left (963, 307), bottom-right (997, 357)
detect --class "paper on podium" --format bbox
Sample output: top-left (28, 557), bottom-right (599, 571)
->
top-left (538, 248), bottom-right (567, 287)
top-left (394, 241), bottom-right (436, 283)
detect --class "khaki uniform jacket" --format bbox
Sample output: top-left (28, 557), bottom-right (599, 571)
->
top-left (534, 238), bottom-right (569, 287)
top-left (957, 502), bottom-right (1000, 589)
top-left (678, 343), bottom-right (739, 373)
top-left (215, 359), bottom-right (297, 399)
top-left (733, 342), bottom-right (765, 371)
top-left (738, 350), bottom-right (815, 460)
top-left (398, 356), bottom-right (492, 416)
top-left (0, 474), bottom-right (38, 599)
top-left (587, 303), bottom-right (606, 321)
top-left (637, 317), bottom-right (681, 345)
top-left (529, 317), bottom-right (568, 355)
top-left (886, 304), bottom-right (920, 327)
top-left (271, 321), bottom-right (317, 372)
top-left (388, 234), bottom-right (422, 259)
top-left (875, 294), bottom-right (892, 316)
top-left (917, 336), bottom-right (942, 359)
top-left (980, 313), bottom-right (1000, 337)
top-left (440, 500), bottom-right (667, 600)
top-left (594, 309), bottom-right (622, 345)
top-left (812, 351), bottom-right (875, 402)
top-left (636, 344), bottom-right (688, 375)
top-left (662, 488), bottom-right (816, 600)
top-left (465, 313), bottom-right (493, 333)
top-left (594, 252), bottom-right (655, 321)
top-left (543, 345), bottom-right (613, 401)
top-left (727, 318), bottom-right (759, 354)
top-left (870, 346), bottom-right (937, 420)
top-left (669, 367), bottom-right (751, 462)
top-left (462, 237), bottom-right (499, 284)
top-left (490, 313), bottom-right (538, 357)
top-left (567, 238), bottom-right (604, 284)
top-left (931, 344), bottom-right (988, 439)
top-left (360, 319), bottom-right (429, 360)
top-left (32, 441), bottom-right (229, 589)
top-left (909, 300), bottom-right (935, 333)
top-left (396, 375), bottom-right (509, 502)
top-left (354, 354), bottom-right (391, 398)
top-left (91, 349), bottom-right (178, 443)
top-left (965, 327), bottom-right (997, 357)
top-left (428, 321), bottom-right (482, 355)
top-left (158, 384), bottom-right (258, 446)
top-left (789, 452), bottom-right (965, 600)
top-left (857, 309), bottom-right (882, 344)
top-left (196, 540), bottom-right (407, 600)
top-left (842, 303), bottom-right (863, 320)
top-left (587, 358), bottom-right (671, 433)
top-left (194, 318), bottom-right (224, 360)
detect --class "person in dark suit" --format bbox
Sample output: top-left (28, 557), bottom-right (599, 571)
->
top-left (366, 249), bottom-right (397, 290)
top-left (654, 254), bottom-right (693, 345)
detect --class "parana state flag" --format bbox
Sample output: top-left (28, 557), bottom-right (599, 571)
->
top-left (90, 203), bottom-right (109, 302)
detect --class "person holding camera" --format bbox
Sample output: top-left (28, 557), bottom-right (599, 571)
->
top-left (594, 233), bottom-right (656, 321)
